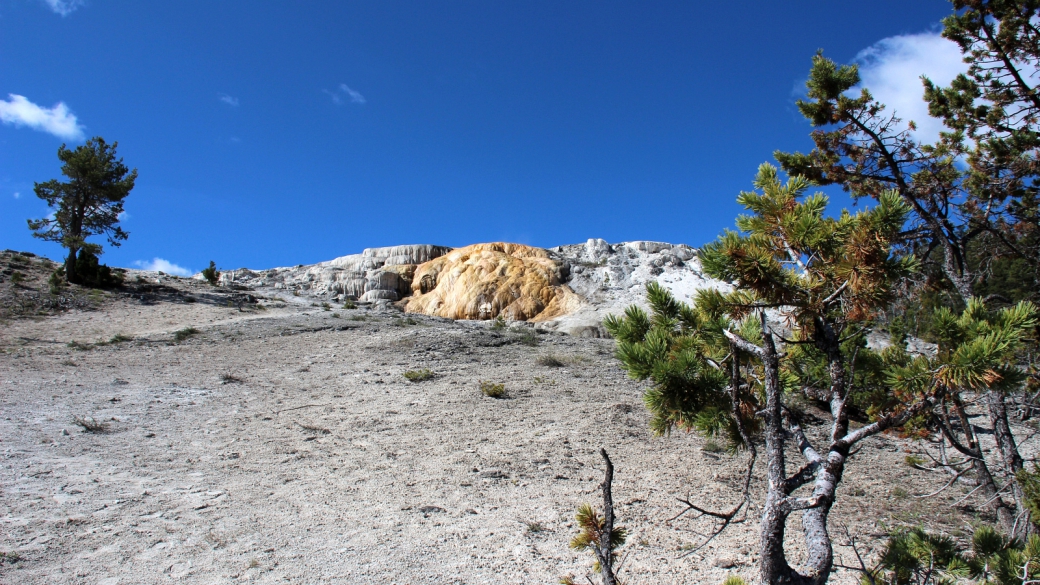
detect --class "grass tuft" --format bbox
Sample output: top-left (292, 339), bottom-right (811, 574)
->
top-left (173, 327), bottom-right (200, 342)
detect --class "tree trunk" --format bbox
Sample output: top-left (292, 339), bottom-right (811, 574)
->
top-left (949, 398), bottom-right (1017, 531)
top-left (759, 320), bottom-right (804, 585)
top-left (987, 391), bottom-right (1029, 536)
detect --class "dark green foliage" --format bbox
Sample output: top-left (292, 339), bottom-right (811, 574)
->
top-left (28, 137), bottom-right (136, 285)
top-left (9, 271), bottom-right (24, 285)
top-left (201, 261), bottom-right (219, 286)
top-left (48, 268), bottom-right (65, 294)
top-left (605, 282), bottom-right (745, 442)
top-left (71, 249), bottom-right (123, 288)
top-left (867, 525), bottom-right (1040, 585)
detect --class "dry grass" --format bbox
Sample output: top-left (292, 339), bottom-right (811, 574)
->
top-left (72, 415), bottom-right (110, 433)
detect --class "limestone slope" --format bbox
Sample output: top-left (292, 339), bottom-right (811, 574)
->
top-left (216, 239), bottom-right (730, 334)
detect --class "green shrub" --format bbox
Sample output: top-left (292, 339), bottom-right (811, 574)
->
top-left (9, 271), bottom-right (25, 285)
top-left (201, 261), bottom-right (220, 285)
top-left (108, 333), bottom-right (134, 344)
top-left (403, 369), bottom-right (435, 382)
top-left (490, 316), bottom-right (507, 330)
top-left (480, 380), bottom-right (506, 398)
top-left (343, 299), bottom-right (357, 309)
top-left (321, 302), bottom-right (331, 311)
top-left (173, 327), bottom-right (200, 342)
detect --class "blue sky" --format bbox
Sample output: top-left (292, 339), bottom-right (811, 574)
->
top-left (1, 1), bottom-right (962, 275)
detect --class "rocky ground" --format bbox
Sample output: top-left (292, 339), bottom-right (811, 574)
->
top-left (0, 251), bottom-right (1027, 584)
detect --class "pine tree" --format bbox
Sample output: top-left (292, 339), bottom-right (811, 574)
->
top-left (28, 137), bottom-right (137, 286)
top-left (609, 164), bottom-right (929, 585)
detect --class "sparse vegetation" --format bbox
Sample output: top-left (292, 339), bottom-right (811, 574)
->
top-left (526, 521), bottom-right (545, 533)
top-left (10, 271), bottom-right (25, 285)
top-left (391, 317), bottom-right (419, 327)
top-left (536, 353), bottom-right (566, 367)
top-left (0, 551), bottom-right (21, 566)
top-left (490, 315), bottom-right (507, 330)
top-left (403, 369), bottom-right (435, 382)
top-left (342, 299), bottom-right (357, 309)
top-left (72, 415), bottom-right (109, 433)
top-left (510, 326), bottom-right (539, 346)
top-left (321, 302), bottom-right (331, 311)
top-left (66, 340), bottom-right (93, 351)
top-left (480, 380), bottom-right (506, 398)
top-left (173, 327), bottom-right (200, 342)
top-left (220, 372), bottom-right (243, 384)
top-left (107, 333), bottom-right (134, 344)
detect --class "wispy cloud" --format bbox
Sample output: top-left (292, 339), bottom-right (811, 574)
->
top-left (0, 94), bottom-right (85, 140)
top-left (133, 258), bottom-right (192, 277)
top-left (325, 83), bottom-right (366, 105)
top-left (219, 93), bottom-right (240, 107)
top-left (12, 192), bottom-right (20, 199)
top-left (853, 31), bottom-right (967, 145)
top-left (42, 0), bottom-right (85, 16)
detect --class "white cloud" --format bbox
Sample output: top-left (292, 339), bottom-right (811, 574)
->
top-left (326, 83), bottom-right (366, 105)
top-left (117, 210), bottom-right (129, 221)
top-left (12, 192), bottom-right (20, 199)
top-left (133, 258), bottom-right (192, 277)
top-left (0, 94), bottom-right (85, 140)
top-left (339, 84), bottom-right (366, 104)
top-left (219, 93), bottom-right (240, 107)
top-left (853, 31), bottom-right (967, 145)
top-left (42, 0), bottom-right (84, 16)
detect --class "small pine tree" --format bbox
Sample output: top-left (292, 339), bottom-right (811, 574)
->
top-left (201, 261), bottom-right (219, 286)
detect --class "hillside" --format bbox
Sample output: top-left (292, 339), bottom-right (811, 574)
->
top-left (0, 244), bottom-right (1021, 584)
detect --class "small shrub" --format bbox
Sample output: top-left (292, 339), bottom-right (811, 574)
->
top-left (72, 415), bottom-right (109, 433)
top-left (511, 327), bottom-right (539, 346)
top-left (891, 486), bottom-right (909, 499)
top-left (342, 299), bottom-right (357, 309)
top-left (0, 551), bottom-right (21, 565)
top-left (350, 314), bottom-right (368, 322)
top-left (403, 369), bottom-right (435, 382)
top-left (480, 380), bottom-right (506, 398)
top-left (702, 440), bottom-right (725, 454)
top-left (220, 372), bottom-right (243, 384)
top-left (48, 269), bottom-right (65, 294)
top-left (392, 317), bottom-right (419, 327)
top-left (526, 521), bottom-right (545, 533)
top-left (108, 333), bottom-right (134, 344)
top-left (67, 340), bottom-right (93, 351)
top-left (9, 271), bottom-right (25, 285)
top-left (331, 312), bottom-right (340, 318)
top-left (533, 376), bottom-right (556, 385)
top-left (904, 454), bottom-right (925, 467)
top-left (490, 316), bottom-right (507, 330)
top-left (321, 302), bottom-right (331, 311)
top-left (201, 261), bottom-right (220, 285)
top-left (174, 327), bottom-right (200, 342)
top-left (536, 353), bottom-right (566, 367)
